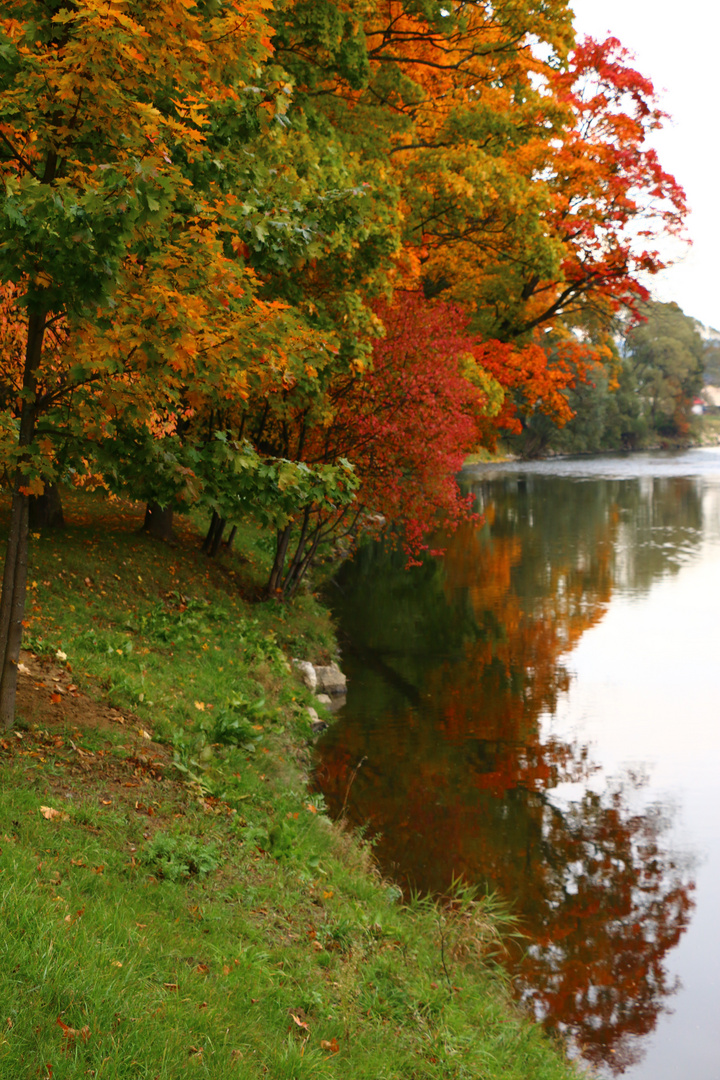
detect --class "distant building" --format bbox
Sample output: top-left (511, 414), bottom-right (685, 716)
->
top-left (702, 386), bottom-right (720, 410)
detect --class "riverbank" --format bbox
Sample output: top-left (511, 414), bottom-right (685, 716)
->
top-left (462, 412), bottom-right (720, 468)
top-left (463, 420), bottom-right (720, 470)
top-left (0, 491), bottom-right (582, 1079)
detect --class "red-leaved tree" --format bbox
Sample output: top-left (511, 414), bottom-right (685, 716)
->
top-left (261, 291), bottom-right (587, 594)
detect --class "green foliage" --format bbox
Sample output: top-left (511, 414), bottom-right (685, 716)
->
top-left (702, 337), bottom-right (720, 385)
top-left (624, 302), bottom-right (705, 437)
top-left (210, 692), bottom-right (274, 748)
top-left (271, 0), bottom-right (370, 91)
top-left (95, 429), bottom-right (360, 533)
top-left (141, 831), bottom-right (221, 881)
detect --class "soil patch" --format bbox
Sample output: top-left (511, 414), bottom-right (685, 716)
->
top-left (4, 650), bottom-right (186, 816)
top-left (15, 648), bottom-right (141, 733)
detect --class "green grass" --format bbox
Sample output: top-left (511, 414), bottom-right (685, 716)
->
top-left (0, 491), bottom-right (584, 1079)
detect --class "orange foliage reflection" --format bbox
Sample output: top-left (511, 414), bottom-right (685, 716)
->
top-left (315, 497), bottom-right (694, 1073)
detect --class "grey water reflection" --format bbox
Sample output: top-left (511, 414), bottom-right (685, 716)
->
top-left (315, 452), bottom-right (720, 1076)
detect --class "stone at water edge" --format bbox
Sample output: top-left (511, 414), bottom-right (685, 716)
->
top-left (306, 706), bottom-right (327, 734)
top-left (314, 662), bottom-right (347, 696)
top-left (292, 659), bottom-right (317, 692)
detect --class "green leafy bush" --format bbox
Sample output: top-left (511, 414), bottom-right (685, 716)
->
top-left (141, 832), bottom-right (220, 881)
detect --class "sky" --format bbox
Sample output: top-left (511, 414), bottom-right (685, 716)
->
top-left (570, 0), bottom-right (720, 330)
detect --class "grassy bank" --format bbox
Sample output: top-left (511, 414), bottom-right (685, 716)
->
top-left (0, 491), bottom-right (582, 1079)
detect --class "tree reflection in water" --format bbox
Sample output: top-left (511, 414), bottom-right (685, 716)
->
top-left (315, 475), bottom-right (699, 1073)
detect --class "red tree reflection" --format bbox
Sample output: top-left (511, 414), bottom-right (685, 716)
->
top-left (316, 511), bottom-right (695, 1073)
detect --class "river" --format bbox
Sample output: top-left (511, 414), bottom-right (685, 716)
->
top-left (313, 448), bottom-right (720, 1078)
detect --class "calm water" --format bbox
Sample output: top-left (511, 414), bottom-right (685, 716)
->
top-left (314, 449), bottom-right (720, 1078)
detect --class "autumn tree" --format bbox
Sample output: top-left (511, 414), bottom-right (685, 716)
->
top-left (231, 292), bottom-right (508, 597)
top-left (0, 0), bottom-right (285, 726)
top-left (182, 0), bottom-right (690, 597)
top-left (273, 5), bottom-right (687, 431)
top-left (0, 0), bottom-right (692, 695)
top-left (399, 30), bottom-right (687, 337)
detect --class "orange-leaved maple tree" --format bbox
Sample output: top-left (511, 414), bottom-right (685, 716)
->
top-left (0, 0), bottom-right (279, 726)
top-left (504, 35), bottom-right (688, 338)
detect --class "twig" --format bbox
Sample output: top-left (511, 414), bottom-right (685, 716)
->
top-left (438, 913), bottom-right (452, 989)
top-left (340, 756), bottom-right (367, 819)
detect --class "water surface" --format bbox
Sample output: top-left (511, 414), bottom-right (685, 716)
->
top-left (314, 449), bottom-right (720, 1078)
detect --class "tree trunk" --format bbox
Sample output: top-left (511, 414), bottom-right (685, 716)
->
top-left (266, 525), bottom-right (292, 596)
top-left (143, 501), bottom-right (174, 541)
top-left (202, 511), bottom-right (219, 554)
top-left (280, 507), bottom-right (312, 598)
top-left (0, 308), bottom-right (45, 729)
top-left (209, 517), bottom-right (226, 558)
top-left (202, 511), bottom-right (226, 556)
top-left (223, 525), bottom-right (237, 552)
top-left (0, 493), bottom-right (30, 727)
top-left (283, 527), bottom-right (322, 600)
top-left (29, 482), bottom-right (65, 530)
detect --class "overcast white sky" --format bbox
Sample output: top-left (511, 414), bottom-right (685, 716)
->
top-left (570, 0), bottom-right (720, 330)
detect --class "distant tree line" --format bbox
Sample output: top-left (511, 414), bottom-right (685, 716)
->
top-left (509, 302), bottom-right (707, 457)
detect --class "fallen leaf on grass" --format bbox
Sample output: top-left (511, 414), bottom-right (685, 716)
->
top-left (290, 1014), bottom-right (309, 1031)
top-left (40, 806), bottom-right (68, 821)
top-left (321, 1038), bottom-right (340, 1054)
top-left (56, 1018), bottom-right (90, 1045)
top-left (194, 701), bottom-right (206, 712)
top-left (50, 693), bottom-right (62, 705)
